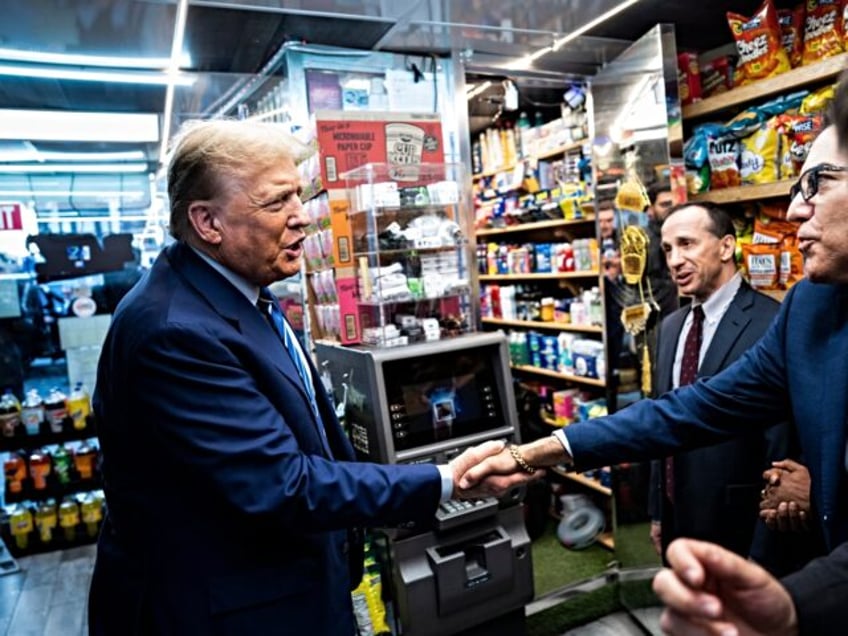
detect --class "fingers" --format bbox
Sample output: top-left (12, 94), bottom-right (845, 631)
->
top-left (761, 508), bottom-right (777, 529)
top-left (667, 539), bottom-right (768, 591)
top-left (458, 448), bottom-right (516, 489)
top-left (771, 459), bottom-right (802, 472)
top-left (449, 440), bottom-right (506, 481)
top-left (652, 568), bottom-right (722, 622)
top-left (456, 469), bottom-right (545, 499)
top-left (762, 468), bottom-right (781, 485)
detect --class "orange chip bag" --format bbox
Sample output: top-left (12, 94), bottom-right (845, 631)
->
top-left (708, 137), bottom-right (741, 190)
top-left (780, 237), bottom-right (805, 289)
top-left (742, 243), bottom-right (782, 290)
top-left (753, 216), bottom-right (800, 243)
top-left (728, 0), bottom-right (792, 84)
top-left (802, 0), bottom-right (843, 65)
top-left (778, 5), bottom-right (805, 67)
top-left (758, 201), bottom-right (789, 220)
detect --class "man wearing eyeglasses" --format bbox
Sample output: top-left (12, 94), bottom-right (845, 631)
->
top-left (459, 112), bottom-right (848, 632)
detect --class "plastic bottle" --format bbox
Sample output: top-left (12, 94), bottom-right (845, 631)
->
top-left (52, 446), bottom-right (73, 485)
top-left (80, 492), bottom-right (103, 538)
top-left (20, 389), bottom-right (44, 436)
top-left (0, 389), bottom-right (21, 438)
top-left (35, 500), bottom-right (57, 544)
top-left (9, 504), bottom-right (34, 549)
top-left (67, 382), bottom-right (91, 431)
top-left (29, 449), bottom-right (51, 490)
top-left (44, 387), bottom-right (68, 434)
top-left (74, 442), bottom-right (98, 480)
top-left (58, 497), bottom-right (80, 541)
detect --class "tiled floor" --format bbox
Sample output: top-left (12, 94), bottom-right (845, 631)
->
top-left (0, 544), bottom-right (94, 636)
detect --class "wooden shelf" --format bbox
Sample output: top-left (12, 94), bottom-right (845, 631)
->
top-left (480, 271), bottom-right (599, 282)
top-left (511, 364), bottom-right (606, 388)
top-left (683, 53), bottom-right (848, 120)
top-left (482, 317), bottom-right (603, 334)
top-left (475, 217), bottom-right (594, 237)
top-left (471, 142), bottom-right (585, 180)
top-left (689, 179), bottom-right (792, 204)
top-left (551, 465), bottom-right (612, 496)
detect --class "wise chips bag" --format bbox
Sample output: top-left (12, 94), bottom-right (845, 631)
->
top-left (728, 0), bottom-right (791, 85)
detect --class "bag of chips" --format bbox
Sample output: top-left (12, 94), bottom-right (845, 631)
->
top-left (781, 236), bottom-right (805, 289)
top-left (701, 56), bottom-right (734, 98)
top-left (778, 4), bottom-right (806, 67)
top-left (802, 0), bottom-right (843, 65)
top-left (741, 243), bottom-right (782, 290)
top-left (728, 0), bottom-right (792, 84)
top-left (740, 122), bottom-right (781, 185)
top-left (708, 136), bottom-right (742, 190)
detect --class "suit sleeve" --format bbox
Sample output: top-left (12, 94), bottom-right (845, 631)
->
top-left (564, 287), bottom-right (792, 471)
top-left (131, 322), bottom-right (441, 532)
top-left (782, 541), bottom-right (848, 633)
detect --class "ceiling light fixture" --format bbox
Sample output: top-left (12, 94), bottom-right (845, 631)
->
top-left (159, 0), bottom-right (190, 167)
top-left (0, 163), bottom-right (148, 174)
top-left (509, 0), bottom-right (645, 70)
top-left (0, 47), bottom-right (191, 69)
top-left (0, 110), bottom-right (159, 143)
top-left (466, 81), bottom-right (492, 100)
top-left (0, 63), bottom-right (195, 86)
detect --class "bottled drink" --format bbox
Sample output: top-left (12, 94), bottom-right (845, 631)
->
top-left (44, 387), bottom-right (68, 434)
top-left (80, 492), bottom-right (103, 538)
top-left (52, 446), bottom-right (72, 485)
top-left (3, 453), bottom-right (26, 493)
top-left (21, 389), bottom-right (45, 436)
top-left (35, 500), bottom-right (57, 544)
top-left (0, 389), bottom-right (21, 438)
top-left (74, 442), bottom-right (97, 480)
top-left (67, 383), bottom-right (91, 431)
top-left (9, 504), bottom-right (34, 549)
top-left (29, 449), bottom-right (51, 490)
top-left (59, 497), bottom-right (80, 541)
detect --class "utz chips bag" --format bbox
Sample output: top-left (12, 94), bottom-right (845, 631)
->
top-left (707, 136), bottom-right (742, 190)
top-left (742, 242), bottom-right (782, 290)
top-left (728, 0), bottom-right (791, 84)
top-left (802, 0), bottom-right (843, 65)
top-left (740, 122), bottom-right (781, 185)
top-left (778, 5), bottom-right (806, 66)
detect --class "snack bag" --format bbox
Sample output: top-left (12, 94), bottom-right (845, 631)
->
top-left (741, 242), bottom-right (782, 290)
top-left (740, 122), bottom-right (781, 185)
top-left (707, 136), bottom-right (741, 189)
top-left (759, 200), bottom-right (789, 220)
top-left (800, 84), bottom-right (836, 114)
top-left (753, 215), bottom-right (799, 243)
top-left (778, 4), bottom-right (806, 66)
top-left (678, 52), bottom-right (702, 106)
top-left (701, 56), bottom-right (733, 97)
top-left (728, 0), bottom-right (792, 84)
top-left (778, 113), bottom-right (824, 176)
top-left (802, 0), bottom-right (843, 65)
top-left (781, 236), bottom-right (805, 289)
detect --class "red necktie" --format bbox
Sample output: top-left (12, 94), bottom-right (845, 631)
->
top-left (665, 305), bottom-right (704, 503)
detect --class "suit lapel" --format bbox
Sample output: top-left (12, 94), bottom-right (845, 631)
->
top-left (657, 309), bottom-right (686, 393)
top-left (699, 283), bottom-right (754, 377)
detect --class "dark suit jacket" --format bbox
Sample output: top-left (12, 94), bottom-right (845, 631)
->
top-left (89, 242), bottom-right (442, 635)
top-left (648, 281), bottom-right (788, 560)
top-left (783, 540), bottom-right (848, 633)
top-left (565, 279), bottom-right (848, 555)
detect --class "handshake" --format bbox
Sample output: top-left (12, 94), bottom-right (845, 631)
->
top-left (446, 438), bottom-right (567, 499)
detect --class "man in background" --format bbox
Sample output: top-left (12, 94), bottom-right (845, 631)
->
top-left (645, 182), bottom-right (678, 318)
top-left (647, 202), bottom-right (793, 573)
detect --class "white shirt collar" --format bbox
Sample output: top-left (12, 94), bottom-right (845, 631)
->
top-left (695, 271), bottom-right (742, 324)
top-left (189, 244), bottom-right (260, 305)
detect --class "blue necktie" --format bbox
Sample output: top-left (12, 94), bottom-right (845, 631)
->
top-left (258, 289), bottom-right (330, 455)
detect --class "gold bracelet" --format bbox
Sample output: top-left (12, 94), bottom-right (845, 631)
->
top-left (509, 444), bottom-right (536, 474)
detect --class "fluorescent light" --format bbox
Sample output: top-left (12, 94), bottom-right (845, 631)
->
top-left (509, 0), bottom-right (645, 70)
top-left (0, 110), bottom-right (159, 143)
top-left (466, 81), bottom-right (492, 100)
top-left (159, 0), bottom-right (190, 166)
top-left (37, 215), bottom-right (152, 223)
top-left (0, 47), bottom-right (191, 69)
top-left (0, 163), bottom-right (148, 174)
top-left (0, 63), bottom-right (195, 86)
top-left (38, 150), bottom-right (147, 162)
top-left (0, 190), bottom-right (147, 197)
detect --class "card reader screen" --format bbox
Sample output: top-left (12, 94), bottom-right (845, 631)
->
top-left (382, 346), bottom-right (504, 451)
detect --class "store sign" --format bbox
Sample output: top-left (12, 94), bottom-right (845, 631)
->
top-left (0, 203), bottom-right (23, 231)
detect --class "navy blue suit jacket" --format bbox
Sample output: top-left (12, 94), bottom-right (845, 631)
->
top-left (567, 279), bottom-right (848, 553)
top-left (648, 282), bottom-right (791, 561)
top-left (89, 242), bottom-right (442, 635)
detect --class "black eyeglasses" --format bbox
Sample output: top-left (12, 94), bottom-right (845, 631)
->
top-left (790, 163), bottom-right (848, 202)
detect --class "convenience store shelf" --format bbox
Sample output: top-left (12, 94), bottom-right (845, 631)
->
top-left (471, 141), bottom-right (585, 180)
top-left (551, 465), bottom-right (612, 497)
top-left (475, 217), bottom-right (594, 237)
top-left (689, 179), bottom-right (792, 204)
top-left (480, 271), bottom-right (599, 282)
top-left (682, 52), bottom-right (848, 120)
top-left (482, 317), bottom-right (603, 334)
top-left (511, 364), bottom-right (606, 387)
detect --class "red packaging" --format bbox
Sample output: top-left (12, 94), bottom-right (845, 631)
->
top-left (701, 56), bottom-right (733, 98)
top-left (728, 0), bottom-right (791, 84)
top-left (677, 52), bottom-right (702, 106)
top-left (778, 4), bottom-right (805, 67)
top-left (802, 0), bottom-right (843, 65)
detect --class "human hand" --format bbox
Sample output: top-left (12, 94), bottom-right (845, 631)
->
top-left (456, 437), bottom-right (563, 498)
top-left (760, 459), bottom-right (811, 532)
top-left (650, 520), bottom-right (663, 556)
top-left (448, 440), bottom-right (509, 498)
top-left (652, 538), bottom-right (798, 636)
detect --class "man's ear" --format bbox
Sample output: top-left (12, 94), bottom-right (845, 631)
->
top-left (187, 201), bottom-right (222, 245)
top-left (720, 235), bottom-right (736, 262)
